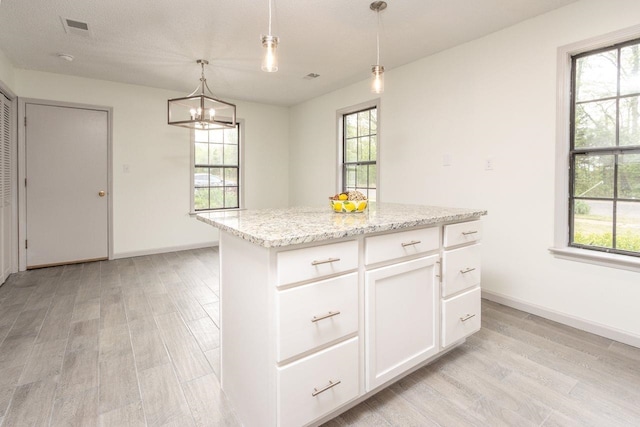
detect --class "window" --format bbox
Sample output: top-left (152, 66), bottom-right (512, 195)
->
top-left (570, 39), bottom-right (640, 257)
top-left (341, 106), bottom-right (378, 200)
top-left (192, 124), bottom-right (240, 211)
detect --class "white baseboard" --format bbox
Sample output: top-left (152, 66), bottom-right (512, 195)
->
top-left (112, 241), bottom-right (218, 259)
top-left (482, 289), bottom-right (640, 349)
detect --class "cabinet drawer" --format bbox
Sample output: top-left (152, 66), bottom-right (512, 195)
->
top-left (276, 273), bottom-right (358, 362)
top-left (277, 337), bottom-right (359, 427)
top-left (443, 220), bottom-right (482, 248)
top-left (442, 244), bottom-right (481, 297)
top-left (277, 240), bottom-right (358, 287)
top-left (365, 227), bottom-right (439, 265)
top-left (442, 287), bottom-right (481, 348)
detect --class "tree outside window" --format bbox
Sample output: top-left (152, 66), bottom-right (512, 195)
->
top-left (342, 107), bottom-right (377, 200)
top-left (571, 41), bottom-right (640, 255)
top-left (192, 124), bottom-right (240, 211)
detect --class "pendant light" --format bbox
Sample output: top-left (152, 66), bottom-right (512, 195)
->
top-left (167, 59), bottom-right (237, 130)
top-left (370, 1), bottom-right (387, 94)
top-left (261, 0), bottom-right (279, 72)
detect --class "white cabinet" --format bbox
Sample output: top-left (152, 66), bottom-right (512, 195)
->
top-left (277, 240), bottom-right (358, 287)
top-left (217, 218), bottom-right (483, 427)
top-left (277, 337), bottom-right (359, 427)
top-left (365, 256), bottom-right (439, 390)
top-left (441, 287), bottom-right (481, 347)
top-left (441, 244), bottom-right (481, 298)
top-left (440, 222), bottom-right (482, 348)
top-left (443, 220), bottom-right (482, 248)
top-left (276, 273), bottom-right (358, 362)
top-left (365, 227), bottom-right (439, 265)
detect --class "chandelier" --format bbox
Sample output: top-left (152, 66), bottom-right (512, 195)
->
top-left (167, 59), bottom-right (237, 130)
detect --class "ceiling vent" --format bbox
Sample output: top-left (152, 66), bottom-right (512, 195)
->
top-left (60, 17), bottom-right (93, 38)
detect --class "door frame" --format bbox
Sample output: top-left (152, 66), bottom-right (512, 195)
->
top-left (17, 98), bottom-right (114, 271)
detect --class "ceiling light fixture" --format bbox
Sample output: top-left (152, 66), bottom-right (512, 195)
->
top-left (167, 59), bottom-right (236, 130)
top-left (261, 0), bottom-right (279, 72)
top-left (370, 1), bottom-right (387, 94)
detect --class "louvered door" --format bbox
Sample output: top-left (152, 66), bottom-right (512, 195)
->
top-left (0, 93), bottom-right (12, 283)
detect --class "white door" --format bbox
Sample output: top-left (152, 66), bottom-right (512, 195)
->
top-left (25, 103), bottom-right (108, 268)
top-left (0, 93), bottom-right (13, 282)
top-left (365, 255), bottom-right (439, 391)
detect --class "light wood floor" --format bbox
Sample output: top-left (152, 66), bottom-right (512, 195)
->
top-left (0, 248), bottom-right (638, 426)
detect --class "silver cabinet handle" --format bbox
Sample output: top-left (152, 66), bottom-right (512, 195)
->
top-left (462, 230), bottom-right (478, 235)
top-left (312, 380), bottom-right (341, 397)
top-left (311, 311), bottom-right (341, 323)
top-left (401, 240), bottom-right (421, 247)
top-left (460, 267), bottom-right (476, 274)
top-left (311, 257), bottom-right (340, 266)
top-left (460, 314), bottom-right (476, 322)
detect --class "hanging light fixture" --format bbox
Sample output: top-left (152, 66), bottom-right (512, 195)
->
top-left (370, 1), bottom-right (387, 94)
top-left (167, 59), bottom-right (237, 130)
top-left (261, 0), bottom-right (279, 72)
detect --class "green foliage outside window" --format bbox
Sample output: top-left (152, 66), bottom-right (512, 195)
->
top-left (193, 125), bottom-right (240, 211)
top-left (343, 107), bottom-right (377, 200)
top-left (571, 41), bottom-right (640, 256)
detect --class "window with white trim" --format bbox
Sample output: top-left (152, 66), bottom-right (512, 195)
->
top-left (192, 124), bottom-right (240, 211)
top-left (340, 106), bottom-right (378, 200)
top-left (569, 39), bottom-right (640, 257)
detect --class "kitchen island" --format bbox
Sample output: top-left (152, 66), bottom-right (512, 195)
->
top-left (198, 203), bottom-right (487, 427)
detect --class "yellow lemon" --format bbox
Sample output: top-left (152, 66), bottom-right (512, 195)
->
top-left (344, 201), bottom-right (355, 212)
top-left (333, 201), bottom-right (343, 212)
top-left (357, 201), bottom-right (367, 211)
top-left (338, 193), bottom-right (348, 201)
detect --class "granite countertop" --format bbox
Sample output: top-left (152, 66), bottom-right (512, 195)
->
top-left (197, 203), bottom-right (487, 248)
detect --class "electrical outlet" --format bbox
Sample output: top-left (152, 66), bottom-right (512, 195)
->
top-left (485, 157), bottom-right (494, 171)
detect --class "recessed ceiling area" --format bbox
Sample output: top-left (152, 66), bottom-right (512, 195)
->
top-left (0, 0), bottom-right (579, 106)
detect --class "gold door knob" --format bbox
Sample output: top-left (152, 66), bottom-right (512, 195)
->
top-left (98, 191), bottom-right (106, 197)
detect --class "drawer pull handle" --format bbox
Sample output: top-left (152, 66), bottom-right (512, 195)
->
top-left (462, 230), bottom-right (478, 235)
top-left (311, 311), bottom-right (341, 323)
top-left (401, 240), bottom-right (421, 247)
top-left (312, 380), bottom-right (341, 397)
top-left (311, 257), bottom-right (341, 266)
top-left (460, 313), bottom-right (476, 322)
top-left (460, 267), bottom-right (476, 274)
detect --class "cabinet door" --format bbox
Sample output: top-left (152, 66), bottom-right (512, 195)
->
top-left (365, 255), bottom-right (439, 391)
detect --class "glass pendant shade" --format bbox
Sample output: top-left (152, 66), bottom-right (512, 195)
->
top-left (371, 65), bottom-right (384, 94)
top-left (168, 60), bottom-right (236, 130)
top-left (261, 35), bottom-right (279, 72)
top-left (370, 1), bottom-right (386, 94)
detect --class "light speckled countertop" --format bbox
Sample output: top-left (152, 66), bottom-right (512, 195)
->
top-left (197, 203), bottom-right (487, 248)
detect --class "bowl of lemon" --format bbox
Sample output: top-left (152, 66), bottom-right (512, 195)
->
top-left (329, 191), bottom-right (368, 213)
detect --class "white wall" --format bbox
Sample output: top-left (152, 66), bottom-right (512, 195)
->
top-left (15, 70), bottom-right (289, 257)
top-left (0, 48), bottom-right (15, 92)
top-left (289, 0), bottom-right (640, 340)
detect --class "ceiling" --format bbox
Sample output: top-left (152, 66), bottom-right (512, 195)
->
top-left (0, 0), bottom-right (579, 106)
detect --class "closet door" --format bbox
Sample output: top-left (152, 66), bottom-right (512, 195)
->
top-left (0, 93), bottom-right (12, 283)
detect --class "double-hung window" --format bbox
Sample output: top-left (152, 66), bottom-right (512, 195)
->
top-left (570, 39), bottom-right (640, 256)
top-left (341, 106), bottom-right (378, 200)
top-left (192, 124), bottom-right (240, 211)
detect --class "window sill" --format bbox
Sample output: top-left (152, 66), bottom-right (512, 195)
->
top-left (549, 246), bottom-right (640, 273)
top-left (189, 208), bottom-right (245, 216)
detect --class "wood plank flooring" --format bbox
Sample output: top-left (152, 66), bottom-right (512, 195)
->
top-left (0, 247), bottom-right (637, 426)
